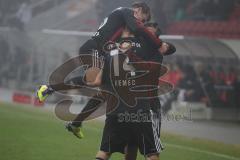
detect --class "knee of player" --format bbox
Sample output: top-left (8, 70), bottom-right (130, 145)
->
top-left (95, 151), bottom-right (111, 160)
top-left (146, 153), bottom-right (160, 160)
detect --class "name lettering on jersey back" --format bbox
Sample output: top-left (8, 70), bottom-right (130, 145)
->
top-left (131, 42), bottom-right (141, 48)
top-left (114, 79), bottom-right (136, 87)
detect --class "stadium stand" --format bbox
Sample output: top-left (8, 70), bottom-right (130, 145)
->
top-left (166, 0), bottom-right (240, 39)
top-left (0, 0), bottom-right (66, 29)
top-left (167, 21), bottom-right (240, 39)
top-left (161, 61), bottom-right (239, 108)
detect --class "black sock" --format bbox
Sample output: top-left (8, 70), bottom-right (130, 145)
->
top-left (71, 97), bottom-right (102, 127)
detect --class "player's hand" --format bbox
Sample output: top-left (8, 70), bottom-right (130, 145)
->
top-left (159, 42), bottom-right (169, 55)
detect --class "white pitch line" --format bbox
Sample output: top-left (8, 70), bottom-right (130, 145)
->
top-left (166, 143), bottom-right (240, 160)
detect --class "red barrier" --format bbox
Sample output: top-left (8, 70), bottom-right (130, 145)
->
top-left (12, 92), bottom-right (44, 107)
top-left (33, 98), bottom-right (44, 107)
top-left (12, 93), bottom-right (31, 104)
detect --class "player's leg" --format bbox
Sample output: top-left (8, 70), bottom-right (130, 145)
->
top-left (147, 100), bottom-right (162, 160)
top-left (124, 145), bottom-right (138, 160)
top-left (126, 124), bottom-right (155, 160)
top-left (36, 76), bottom-right (85, 102)
top-left (37, 75), bottom-right (104, 139)
top-left (37, 38), bottom-right (98, 102)
top-left (134, 109), bottom-right (162, 160)
top-left (95, 158), bottom-right (106, 160)
top-left (146, 154), bottom-right (160, 160)
top-left (37, 68), bottom-right (103, 102)
top-left (65, 64), bottom-right (106, 138)
top-left (37, 36), bottom-right (104, 102)
top-left (123, 125), bottom-right (139, 160)
top-left (36, 85), bottom-right (54, 102)
top-left (97, 115), bottom-right (127, 159)
top-left (66, 93), bottom-right (105, 139)
top-left (37, 82), bottom-right (100, 139)
top-left (95, 151), bottom-right (111, 160)
top-left (68, 94), bottom-right (104, 128)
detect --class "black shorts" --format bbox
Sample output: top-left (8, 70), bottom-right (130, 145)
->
top-left (100, 108), bottom-right (162, 156)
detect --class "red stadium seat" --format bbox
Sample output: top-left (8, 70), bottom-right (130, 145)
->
top-left (167, 20), bottom-right (240, 39)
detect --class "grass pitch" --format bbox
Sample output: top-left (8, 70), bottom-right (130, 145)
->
top-left (0, 102), bottom-right (240, 160)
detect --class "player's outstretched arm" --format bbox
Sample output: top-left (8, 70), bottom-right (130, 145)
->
top-left (121, 8), bottom-right (162, 50)
top-left (159, 42), bottom-right (176, 56)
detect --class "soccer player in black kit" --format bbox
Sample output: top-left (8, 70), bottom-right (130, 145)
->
top-left (95, 23), bottom-right (175, 160)
top-left (36, 2), bottom-right (175, 160)
top-left (79, 2), bottom-right (162, 55)
top-left (37, 2), bottom-right (163, 136)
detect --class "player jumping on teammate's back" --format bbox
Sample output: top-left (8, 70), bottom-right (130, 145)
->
top-left (37, 2), bottom-right (162, 139)
top-left (37, 2), bottom-right (155, 106)
top-left (79, 2), bottom-right (163, 55)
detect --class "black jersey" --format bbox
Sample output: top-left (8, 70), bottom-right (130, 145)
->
top-left (100, 36), bottom-right (162, 116)
top-left (120, 36), bottom-right (163, 95)
top-left (118, 36), bottom-right (163, 64)
top-left (102, 36), bottom-right (162, 89)
top-left (93, 7), bottom-right (162, 50)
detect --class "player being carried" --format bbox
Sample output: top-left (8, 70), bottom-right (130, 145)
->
top-left (37, 2), bottom-right (163, 138)
top-left (37, 22), bottom-right (176, 160)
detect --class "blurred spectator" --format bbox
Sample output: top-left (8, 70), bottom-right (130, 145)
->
top-left (161, 64), bottom-right (182, 86)
top-left (0, 37), bottom-right (9, 65)
top-left (175, 8), bottom-right (185, 21)
top-left (216, 66), bottom-right (225, 85)
top-left (234, 72), bottom-right (240, 108)
top-left (229, 0), bottom-right (240, 21)
top-left (176, 64), bottom-right (201, 102)
top-left (162, 59), bottom-right (238, 108)
top-left (150, 0), bottom-right (167, 33)
top-left (16, 1), bottom-right (32, 26)
top-left (0, 0), bottom-right (33, 29)
top-left (225, 67), bottom-right (237, 85)
top-left (0, 37), bottom-right (9, 85)
top-left (195, 62), bottom-right (211, 102)
top-left (173, 0), bottom-right (236, 22)
top-left (209, 65), bottom-right (218, 84)
top-left (218, 0), bottom-right (235, 20)
top-left (174, 0), bottom-right (191, 21)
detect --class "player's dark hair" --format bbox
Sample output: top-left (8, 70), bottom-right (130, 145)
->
top-left (132, 2), bottom-right (151, 21)
top-left (145, 22), bottom-right (162, 36)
